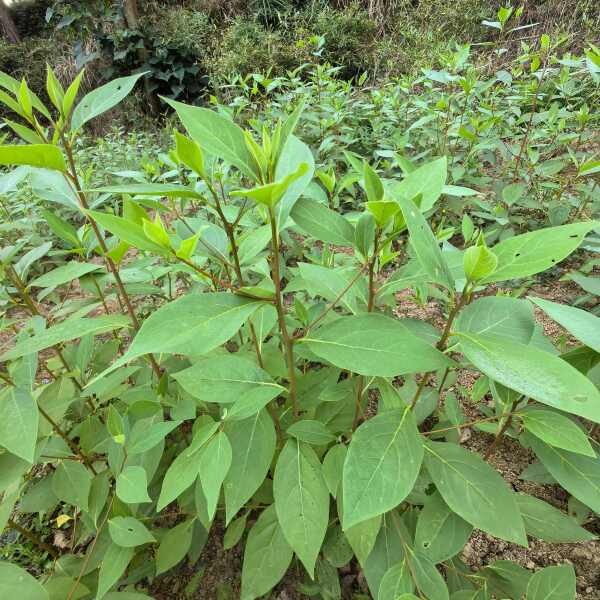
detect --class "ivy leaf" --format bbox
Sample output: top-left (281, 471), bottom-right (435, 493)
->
top-left (51, 461), bottom-right (91, 512)
top-left (241, 505), bottom-right (293, 600)
top-left (423, 441), bottom-right (527, 545)
top-left (274, 439), bottom-right (329, 577)
top-left (0, 561), bottom-right (49, 599)
top-left (156, 518), bottom-right (195, 575)
top-left (526, 565), bottom-right (576, 600)
top-left (96, 543), bottom-right (134, 600)
top-left (0, 387), bottom-right (38, 463)
top-left (343, 408), bottom-right (423, 529)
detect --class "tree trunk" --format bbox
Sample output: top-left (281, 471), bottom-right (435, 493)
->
top-left (121, 0), bottom-right (159, 115)
top-left (0, 1), bottom-right (20, 44)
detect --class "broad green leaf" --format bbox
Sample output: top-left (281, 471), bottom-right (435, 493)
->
top-left (366, 200), bottom-right (401, 227)
top-left (1, 315), bottom-right (129, 361)
top-left (241, 505), bottom-right (293, 600)
top-left (92, 183), bottom-right (202, 199)
top-left (223, 512), bottom-right (248, 549)
top-left (362, 512), bottom-right (405, 597)
top-left (157, 423), bottom-right (217, 511)
top-left (108, 516), bottom-right (155, 547)
top-left (0, 144), bottom-right (65, 171)
top-left (299, 263), bottom-right (366, 314)
top-left (173, 354), bottom-right (284, 407)
top-left (322, 444), bottom-right (346, 498)
top-left (344, 513), bottom-right (381, 566)
top-left (52, 461), bottom-right (91, 512)
top-left (394, 195), bottom-right (454, 289)
top-left (274, 439), bottom-right (329, 577)
top-left (71, 73), bottom-right (145, 131)
top-left (287, 420), bottom-right (335, 445)
top-left (156, 518), bottom-right (194, 575)
top-left (527, 434), bottom-right (600, 513)
top-left (529, 297), bottom-right (600, 353)
top-left (164, 98), bottom-right (258, 181)
top-left (480, 560), bottom-right (532, 599)
top-left (322, 524), bottom-right (353, 567)
top-left (116, 466), bottom-right (151, 504)
top-left (407, 549), bottom-right (450, 600)
top-left (41, 208), bottom-right (80, 247)
top-left (175, 130), bottom-right (205, 177)
top-left (482, 222), bottom-right (599, 283)
top-left (363, 162), bottom-right (384, 202)
top-left (96, 543), bottom-right (134, 599)
top-left (343, 408), bottom-right (423, 529)
top-left (378, 561), bottom-right (413, 600)
top-left (199, 431), bottom-right (232, 519)
top-left (87, 210), bottom-right (169, 255)
top-left (455, 296), bottom-right (535, 344)
top-left (20, 477), bottom-right (58, 514)
top-left (388, 157), bottom-right (447, 212)
top-left (457, 332), bottom-right (600, 424)
top-left (519, 408), bottom-right (595, 456)
top-left (414, 491), bottom-right (473, 564)
top-left (224, 410), bottom-right (276, 523)
top-left (29, 262), bottom-right (103, 289)
top-left (0, 562), bottom-right (49, 599)
top-left (127, 420), bottom-right (181, 455)
top-left (423, 441), bottom-right (527, 545)
top-left (526, 565), bottom-right (576, 600)
top-left (44, 576), bottom-right (88, 600)
top-left (94, 293), bottom-right (261, 381)
top-left (463, 245), bottom-right (498, 282)
top-left (515, 493), bottom-right (595, 542)
top-left (0, 387), bottom-right (38, 462)
top-left (302, 314), bottom-right (454, 377)
top-left (291, 197), bottom-right (355, 246)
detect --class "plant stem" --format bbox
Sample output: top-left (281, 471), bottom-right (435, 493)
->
top-left (484, 398), bottom-right (521, 459)
top-left (60, 136), bottom-right (162, 380)
top-left (7, 518), bottom-right (58, 559)
top-left (269, 208), bottom-right (298, 419)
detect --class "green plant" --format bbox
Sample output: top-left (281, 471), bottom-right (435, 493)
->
top-left (0, 62), bottom-right (599, 600)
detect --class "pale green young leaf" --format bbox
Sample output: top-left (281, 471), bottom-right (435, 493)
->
top-left (515, 493), bottom-right (596, 543)
top-left (520, 408), bottom-right (595, 457)
top-left (0, 387), bottom-right (38, 463)
top-left (108, 516), bottom-right (156, 547)
top-left (127, 420), bottom-right (181, 455)
top-left (92, 183), bottom-right (202, 199)
top-left (142, 215), bottom-right (171, 249)
top-left (0, 145), bottom-right (65, 171)
top-left (96, 543), bottom-right (134, 600)
top-left (457, 332), bottom-right (600, 424)
top-left (116, 466), bottom-right (151, 504)
top-left (62, 69), bottom-right (85, 118)
top-left (302, 314), bottom-right (454, 377)
top-left (4, 119), bottom-right (45, 144)
top-left (52, 461), bottom-right (91, 512)
top-left (366, 200), bottom-right (401, 227)
top-left (343, 408), bottom-right (423, 529)
top-left (424, 441), bottom-right (527, 545)
top-left (463, 245), bottom-right (498, 282)
top-left (224, 410), bottom-right (276, 524)
top-left (41, 208), bottom-right (80, 247)
top-left (199, 431), bottom-right (232, 520)
top-left (1, 315), bottom-right (129, 361)
top-left (322, 444), bottom-right (347, 498)
top-left (71, 73), bottom-right (145, 131)
top-left (46, 66), bottom-right (64, 112)
top-left (363, 162), bottom-right (384, 203)
top-left (174, 130), bottom-right (206, 178)
top-left (0, 562), bottom-right (49, 599)
top-left (529, 297), bottom-right (600, 353)
top-left (291, 197), bottom-right (355, 246)
top-left (274, 439), bottom-right (329, 577)
top-left (344, 513), bottom-right (381, 566)
top-left (482, 221), bottom-right (599, 283)
top-left (394, 194), bottom-right (454, 289)
top-left (223, 512), bottom-right (248, 550)
top-left (156, 518), bottom-right (195, 575)
top-left (240, 505), bottom-right (293, 600)
top-left (526, 565), bottom-right (576, 600)
top-left (163, 98), bottom-right (258, 181)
